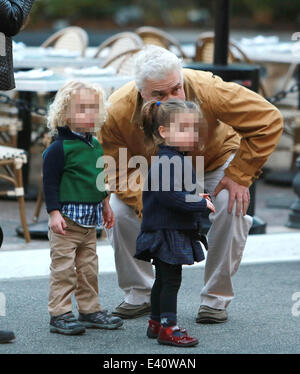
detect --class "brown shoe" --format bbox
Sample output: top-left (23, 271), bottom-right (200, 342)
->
top-left (112, 301), bottom-right (151, 319)
top-left (196, 305), bottom-right (228, 324)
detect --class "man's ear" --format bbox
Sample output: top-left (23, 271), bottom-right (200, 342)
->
top-left (139, 88), bottom-right (147, 102)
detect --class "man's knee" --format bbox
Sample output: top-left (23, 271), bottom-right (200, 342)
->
top-left (213, 189), bottom-right (252, 222)
top-left (213, 189), bottom-right (230, 212)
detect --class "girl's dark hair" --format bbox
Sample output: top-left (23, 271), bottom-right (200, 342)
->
top-left (141, 99), bottom-right (201, 145)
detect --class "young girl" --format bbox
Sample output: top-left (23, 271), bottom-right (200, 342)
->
top-left (135, 99), bottom-right (215, 347)
top-left (43, 80), bottom-right (123, 335)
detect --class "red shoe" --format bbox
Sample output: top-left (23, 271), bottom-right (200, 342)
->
top-left (147, 319), bottom-right (161, 339)
top-left (157, 325), bottom-right (198, 347)
top-left (147, 320), bottom-right (187, 339)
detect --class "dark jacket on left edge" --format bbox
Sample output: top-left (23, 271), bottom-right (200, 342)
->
top-left (0, 0), bottom-right (35, 90)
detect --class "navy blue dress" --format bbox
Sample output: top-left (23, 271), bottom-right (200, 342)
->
top-left (135, 229), bottom-right (206, 265)
top-left (134, 144), bottom-right (208, 266)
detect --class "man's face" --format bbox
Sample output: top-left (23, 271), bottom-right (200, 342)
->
top-left (140, 70), bottom-right (185, 102)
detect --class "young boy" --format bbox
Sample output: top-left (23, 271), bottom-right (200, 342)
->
top-left (43, 81), bottom-right (123, 335)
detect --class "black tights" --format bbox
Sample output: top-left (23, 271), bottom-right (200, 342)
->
top-left (151, 259), bottom-right (182, 325)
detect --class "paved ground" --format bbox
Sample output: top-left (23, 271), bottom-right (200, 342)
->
top-left (0, 176), bottom-right (300, 358)
top-left (0, 261), bottom-right (299, 355)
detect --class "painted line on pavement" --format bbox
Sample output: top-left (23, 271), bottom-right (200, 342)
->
top-left (0, 232), bottom-right (300, 279)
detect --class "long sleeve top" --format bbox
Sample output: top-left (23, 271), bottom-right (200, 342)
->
top-left (42, 126), bottom-right (108, 214)
top-left (141, 144), bottom-right (207, 231)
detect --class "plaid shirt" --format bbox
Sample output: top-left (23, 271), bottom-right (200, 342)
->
top-left (61, 203), bottom-right (103, 228)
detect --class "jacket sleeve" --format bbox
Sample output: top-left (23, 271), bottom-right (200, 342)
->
top-left (0, 0), bottom-right (35, 36)
top-left (207, 75), bottom-right (283, 187)
top-left (99, 112), bottom-right (143, 218)
top-left (155, 190), bottom-right (207, 213)
top-left (42, 140), bottom-right (64, 214)
top-left (151, 160), bottom-right (207, 213)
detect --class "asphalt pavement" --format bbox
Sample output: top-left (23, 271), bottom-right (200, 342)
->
top-left (0, 261), bottom-right (299, 355)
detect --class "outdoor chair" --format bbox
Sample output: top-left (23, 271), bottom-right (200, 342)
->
top-left (94, 32), bottom-right (144, 76)
top-left (276, 108), bottom-right (300, 169)
top-left (264, 63), bottom-right (300, 171)
top-left (193, 31), bottom-right (268, 98)
top-left (0, 145), bottom-right (30, 242)
top-left (135, 26), bottom-right (189, 59)
top-left (194, 31), bottom-right (251, 64)
top-left (102, 48), bottom-right (142, 76)
top-left (41, 26), bottom-right (88, 57)
top-left (0, 116), bottom-right (23, 147)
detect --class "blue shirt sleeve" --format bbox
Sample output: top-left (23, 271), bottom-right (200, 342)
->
top-left (42, 140), bottom-right (64, 213)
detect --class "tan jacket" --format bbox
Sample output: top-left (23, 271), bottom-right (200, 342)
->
top-left (99, 68), bottom-right (283, 217)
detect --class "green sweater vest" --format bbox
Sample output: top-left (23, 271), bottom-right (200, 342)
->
top-left (59, 137), bottom-right (107, 203)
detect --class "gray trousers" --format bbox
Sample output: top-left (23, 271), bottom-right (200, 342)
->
top-left (106, 154), bottom-right (253, 308)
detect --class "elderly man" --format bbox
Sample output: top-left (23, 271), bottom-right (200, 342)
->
top-left (99, 45), bottom-right (283, 322)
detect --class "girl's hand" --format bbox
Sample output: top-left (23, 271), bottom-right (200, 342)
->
top-left (199, 193), bottom-right (215, 212)
top-left (102, 199), bottom-right (115, 229)
top-left (49, 210), bottom-right (67, 235)
top-left (205, 199), bottom-right (216, 213)
top-left (199, 193), bottom-right (211, 201)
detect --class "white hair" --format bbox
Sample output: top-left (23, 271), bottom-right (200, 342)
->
top-left (134, 45), bottom-right (183, 92)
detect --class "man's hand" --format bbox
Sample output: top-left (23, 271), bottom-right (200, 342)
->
top-left (49, 210), bottom-right (67, 235)
top-left (102, 198), bottom-right (115, 229)
top-left (213, 176), bottom-right (250, 216)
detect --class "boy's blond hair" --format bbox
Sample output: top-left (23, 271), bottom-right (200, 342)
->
top-left (47, 80), bottom-right (107, 134)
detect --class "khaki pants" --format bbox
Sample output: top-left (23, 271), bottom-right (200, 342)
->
top-left (200, 154), bottom-right (253, 309)
top-left (106, 153), bottom-right (252, 309)
top-left (48, 216), bottom-right (102, 316)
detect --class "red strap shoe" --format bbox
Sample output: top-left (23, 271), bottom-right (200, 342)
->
top-left (147, 320), bottom-right (187, 339)
top-left (157, 325), bottom-right (198, 347)
top-left (147, 319), bottom-right (161, 339)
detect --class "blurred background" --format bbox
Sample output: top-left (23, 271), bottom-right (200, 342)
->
top-left (16, 0), bottom-right (300, 45)
top-left (1, 0), bottom-right (300, 246)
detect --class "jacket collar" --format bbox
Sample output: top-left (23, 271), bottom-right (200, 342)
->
top-left (130, 73), bottom-right (202, 126)
top-left (56, 126), bottom-right (93, 146)
top-left (158, 143), bottom-right (186, 156)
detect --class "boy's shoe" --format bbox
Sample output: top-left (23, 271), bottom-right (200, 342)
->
top-left (157, 325), bottom-right (198, 347)
top-left (112, 301), bottom-right (151, 319)
top-left (0, 330), bottom-right (15, 343)
top-left (147, 319), bottom-right (161, 339)
top-left (196, 305), bottom-right (228, 324)
top-left (78, 310), bottom-right (123, 330)
top-left (50, 312), bottom-right (86, 335)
